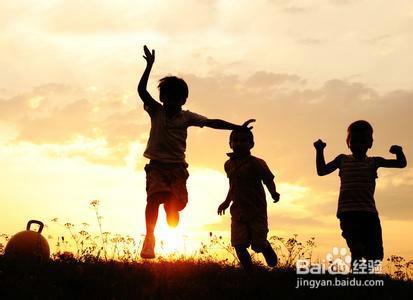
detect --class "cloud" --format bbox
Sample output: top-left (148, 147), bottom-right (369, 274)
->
top-left (281, 5), bottom-right (313, 14)
top-left (374, 169), bottom-right (413, 220)
top-left (268, 0), bottom-right (315, 14)
top-left (269, 213), bottom-right (326, 227)
top-left (0, 77), bottom-right (411, 253)
top-left (0, 83), bottom-right (148, 166)
top-left (329, 0), bottom-right (362, 5)
top-left (297, 38), bottom-right (325, 45)
top-left (245, 71), bottom-right (306, 88)
top-left (362, 34), bottom-right (393, 45)
top-left (6, 0), bottom-right (218, 35)
top-left (1, 72), bottom-right (412, 200)
top-left (184, 71), bottom-right (411, 169)
top-left (1, 0), bottom-right (412, 97)
top-left (301, 169), bottom-right (413, 222)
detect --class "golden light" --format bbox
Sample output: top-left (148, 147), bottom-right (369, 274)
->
top-left (154, 217), bottom-right (193, 257)
top-left (28, 96), bottom-right (44, 109)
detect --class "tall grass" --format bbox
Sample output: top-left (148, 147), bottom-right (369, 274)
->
top-left (0, 200), bottom-right (412, 281)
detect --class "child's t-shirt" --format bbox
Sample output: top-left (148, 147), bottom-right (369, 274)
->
top-left (337, 154), bottom-right (378, 217)
top-left (225, 154), bottom-right (274, 221)
top-left (143, 103), bottom-right (207, 163)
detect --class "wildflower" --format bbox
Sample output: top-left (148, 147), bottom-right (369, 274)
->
top-left (64, 223), bottom-right (74, 229)
top-left (90, 199), bottom-right (99, 208)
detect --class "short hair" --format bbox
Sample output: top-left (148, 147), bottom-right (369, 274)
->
top-left (346, 120), bottom-right (373, 146)
top-left (230, 129), bottom-right (254, 145)
top-left (158, 76), bottom-right (188, 104)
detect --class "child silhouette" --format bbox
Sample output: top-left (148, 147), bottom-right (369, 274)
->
top-left (138, 45), bottom-right (254, 259)
top-left (314, 120), bottom-right (407, 271)
top-left (218, 129), bottom-right (280, 269)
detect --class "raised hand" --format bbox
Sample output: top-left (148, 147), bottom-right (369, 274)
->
top-left (242, 119), bottom-right (256, 130)
top-left (314, 139), bottom-right (327, 150)
top-left (389, 145), bottom-right (403, 154)
top-left (143, 45), bottom-right (155, 65)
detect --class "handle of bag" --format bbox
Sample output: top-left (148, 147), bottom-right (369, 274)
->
top-left (26, 220), bottom-right (44, 233)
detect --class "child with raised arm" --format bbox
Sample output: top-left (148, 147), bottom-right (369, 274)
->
top-left (314, 120), bottom-right (407, 271)
top-left (138, 45), bottom-right (254, 259)
top-left (217, 129), bottom-right (280, 269)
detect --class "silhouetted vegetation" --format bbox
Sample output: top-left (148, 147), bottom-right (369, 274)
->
top-left (1, 255), bottom-right (413, 299)
top-left (1, 201), bottom-right (412, 299)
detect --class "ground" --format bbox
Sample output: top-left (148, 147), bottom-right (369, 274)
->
top-left (1, 256), bottom-right (413, 299)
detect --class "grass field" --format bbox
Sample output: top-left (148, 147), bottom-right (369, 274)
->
top-left (1, 202), bottom-right (412, 299)
top-left (1, 255), bottom-right (413, 300)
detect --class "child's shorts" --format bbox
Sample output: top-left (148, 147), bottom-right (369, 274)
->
top-left (144, 160), bottom-right (189, 211)
top-left (339, 211), bottom-right (383, 261)
top-left (231, 214), bottom-right (269, 252)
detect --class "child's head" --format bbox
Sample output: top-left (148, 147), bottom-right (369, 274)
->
top-left (346, 120), bottom-right (373, 156)
top-left (229, 129), bottom-right (254, 154)
top-left (158, 76), bottom-right (188, 109)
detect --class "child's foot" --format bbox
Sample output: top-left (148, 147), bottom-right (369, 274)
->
top-left (262, 245), bottom-right (278, 267)
top-left (164, 202), bottom-right (179, 227)
top-left (235, 246), bottom-right (253, 270)
top-left (140, 235), bottom-right (156, 259)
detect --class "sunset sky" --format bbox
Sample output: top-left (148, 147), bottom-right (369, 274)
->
top-left (1, 0), bottom-right (412, 259)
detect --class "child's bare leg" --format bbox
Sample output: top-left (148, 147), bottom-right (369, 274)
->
top-left (164, 195), bottom-right (180, 227)
top-left (261, 242), bottom-right (278, 267)
top-left (235, 246), bottom-right (252, 269)
top-left (145, 201), bottom-right (160, 236)
top-left (141, 194), bottom-right (165, 259)
top-left (145, 193), bottom-right (168, 235)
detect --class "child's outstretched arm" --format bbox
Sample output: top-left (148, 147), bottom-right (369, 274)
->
top-left (314, 139), bottom-right (341, 176)
top-left (263, 180), bottom-right (280, 203)
top-left (137, 45), bottom-right (159, 109)
top-left (375, 145), bottom-right (407, 168)
top-left (204, 119), bottom-right (255, 131)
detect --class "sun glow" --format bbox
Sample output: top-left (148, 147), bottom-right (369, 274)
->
top-left (28, 96), bottom-right (44, 109)
top-left (154, 220), bottom-right (193, 256)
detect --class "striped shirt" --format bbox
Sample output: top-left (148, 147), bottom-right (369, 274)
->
top-left (337, 155), bottom-right (378, 216)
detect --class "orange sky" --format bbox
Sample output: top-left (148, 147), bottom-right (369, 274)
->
top-left (1, 0), bottom-right (412, 259)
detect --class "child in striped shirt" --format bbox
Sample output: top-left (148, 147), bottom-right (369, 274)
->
top-left (314, 120), bottom-right (407, 271)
